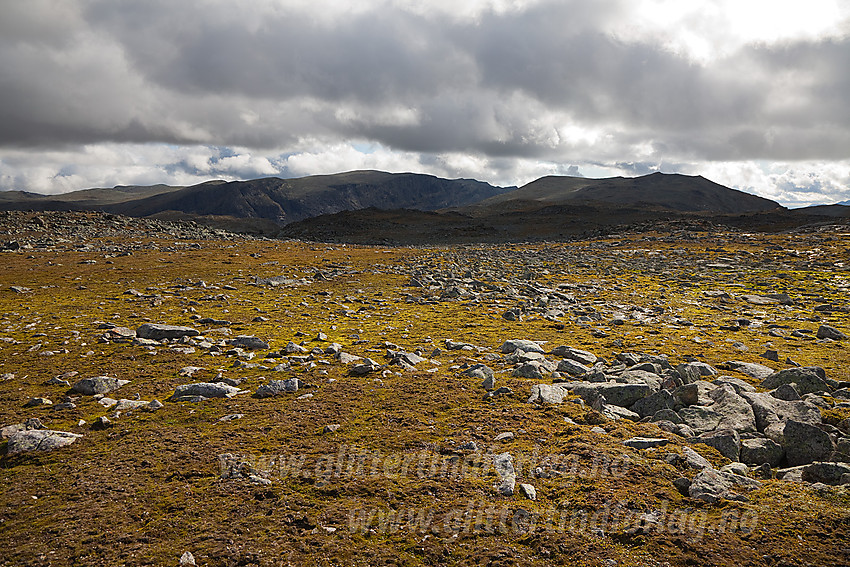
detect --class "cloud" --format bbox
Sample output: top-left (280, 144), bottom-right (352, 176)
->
top-left (0, 0), bottom-right (848, 202)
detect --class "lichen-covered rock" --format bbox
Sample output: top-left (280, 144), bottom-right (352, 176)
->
top-left (229, 335), bottom-right (269, 350)
top-left (572, 383), bottom-right (652, 408)
top-left (527, 383), bottom-right (571, 404)
top-left (6, 430), bottom-right (81, 456)
top-left (740, 438), bottom-right (784, 467)
top-left (136, 323), bottom-right (199, 340)
top-left (696, 429), bottom-right (741, 461)
top-left (760, 367), bottom-right (831, 395)
top-left (549, 345), bottom-right (597, 365)
top-left (71, 376), bottom-right (130, 396)
top-left (168, 382), bottom-right (239, 401)
top-left (771, 420), bottom-right (834, 467)
top-left (740, 391), bottom-right (822, 432)
top-left (255, 378), bottom-right (299, 398)
top-left (501, 339), bottom-right (544, 354)
top-left (493, 452), bottom-right (516, 496)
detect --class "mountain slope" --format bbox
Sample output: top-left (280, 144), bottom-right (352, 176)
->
top-left (0, 171), bottom-right (512, 225)
top-left (110, 171), bottom-right (506, 223)
top-left (471, 172), bottom-right (781, 214)
top-left (0, 184), bottom-right (185, 211)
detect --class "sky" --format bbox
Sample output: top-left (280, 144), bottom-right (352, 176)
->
top-left (1, 0), bottom-right (849, 207)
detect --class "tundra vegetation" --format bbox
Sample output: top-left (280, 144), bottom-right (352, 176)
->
top-left (1, 211), bottom-right (849, 566)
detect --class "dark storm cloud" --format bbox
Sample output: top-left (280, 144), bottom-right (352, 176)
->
top-left (0, 0), bottom-right (848, 163)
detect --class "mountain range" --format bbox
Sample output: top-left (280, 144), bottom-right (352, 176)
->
top-left (1, 170), bottom-right (847, 242)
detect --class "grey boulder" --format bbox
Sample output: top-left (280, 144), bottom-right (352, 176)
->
top-left (760, 367), bottom-right (831, 395)
top-left (136, 323), bottom-right (199, 340)
top-left (71, 376), bottom-right (130, 396)
top-left (6, 430), bottom-right (81, 456)
top-left (740, 391), bottom-right (822, 432)
top-left (816, 325), bottom-right (846, 340)
top-left (493, 452), bottom-right (516, 496)
top-left (769, 420), bottom-right (834, 467)
top-left (501, 340), bottom-right (544, 354)
top-left (168, 382), bottom-right (239, 401)
top-left (723, 361), bottom-right (775, 381)
top-left (229, 335), bottom-right (270, 350)
top-left (255, 379), bottom-right (299, 398)
top-left (740, 438), bottom-right (784, 467)
top-left (527, 383), bottom-right (571, 404)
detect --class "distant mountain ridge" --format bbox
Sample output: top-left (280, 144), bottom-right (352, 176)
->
top-left (0, 170), bottom-right (800, 240)
top-left (0, 171), bottom-right (512, 224)
top-left (469, 172), bottom-right (781, 214)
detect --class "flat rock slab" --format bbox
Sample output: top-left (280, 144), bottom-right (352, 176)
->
top-left (71, 376), bottom-right (129, 396)
top-left (724, 361), bottom-right (775, 381)
top-left (6, 430), bottom-right (81, 456)
top-left (168, 382), bottom-right (239, 401)
top-left (228, 335), bottom-right (269, 350)
top-left (493, 452), bottom-right (516, 496)
top-left (137, 323), bottom-right (200, 340)
top-left (527, 383), bottom-right (571, 404)
top-left (761, 367), bottom-right (831, 395)
top-left (623, 437), bottom-right (669, 449)
top-left (255, 379), bottom-right (299, 398)
top-left (501, 339), bottom-right (544, 354)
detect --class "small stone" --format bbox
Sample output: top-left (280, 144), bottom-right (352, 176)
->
top-left (178, 366), bottom-right (204, 377)
top-left (519, 483), bottom-right (537, 501)
top-left (494, 432), bottom-right (515, 442)
top-left (689, 468), bottom-right (732, 503)
top-left (23, 397), bottom-right (52, 408)
top-left (500, 339), bottom-right (544, 354)
top-left (91, 416), bottom-right (112, 430)
top-left (760, 350), bottom-right (780, 362)
top-left (179, 551), bottom-right (197, 566)
top-left (816, 325), bottom-right (846, 340)
top-left (323, 424), bottom-right (341, 434)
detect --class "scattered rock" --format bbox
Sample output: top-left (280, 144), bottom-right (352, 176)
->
top-left (255, 378), bottom-right (299, 397)
top-left (6, 430), bottom-right (82, 456)
top-left (501, 339), bottom-right (544, 354)
top-left (772, 420), bottom-right (834, 467)
top-left (519, 483), bottom-right (537, 501)
top-left (71, 376), bottom-right (130, 396)
top-left (136, 323), bottom-right (200, 340)
top-left (168, 382), bottom-right (239, 401)
top-left (761, 367), bottom-right (831, 395)
top-left (740, 437), bottom-right (784, 467)
top-left (1, 418), bottom-right (45, 440)
top-left (493, 452), bottom-right (516, 496)
top-left (91, 416), bottom-right (112, 431)
top-left (229, 335), bottom-right (270, 350)
top-left (816, 325), bottom-right (846, 340)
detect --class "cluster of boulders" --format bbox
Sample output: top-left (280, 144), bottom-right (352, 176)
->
top-left (0, 210), bottom-right (249, 254)
top-left (501, 339), bottom-right (850, 489)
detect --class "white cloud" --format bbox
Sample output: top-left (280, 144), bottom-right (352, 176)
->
top-left (0, 1), bottom-right (847, 204)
